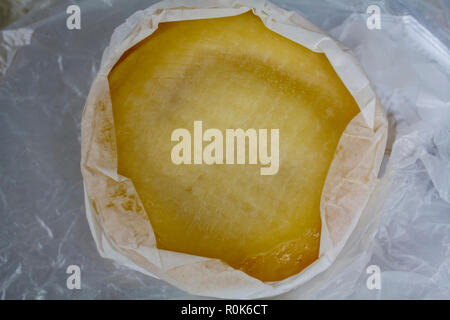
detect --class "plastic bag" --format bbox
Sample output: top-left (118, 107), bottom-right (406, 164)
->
top-left (0, 0), bottom-right (448, 299)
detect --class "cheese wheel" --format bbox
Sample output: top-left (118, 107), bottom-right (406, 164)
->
top-left (108, 12), bottom-right (359, 281)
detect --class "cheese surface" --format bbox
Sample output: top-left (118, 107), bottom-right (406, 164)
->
top-left (108, 12), bottom-right (359, 281)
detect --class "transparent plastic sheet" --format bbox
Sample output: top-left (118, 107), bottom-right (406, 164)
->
top-left (0, 0), bottom-right (449, 299)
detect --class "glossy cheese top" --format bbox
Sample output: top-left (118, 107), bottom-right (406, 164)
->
top-left (108, 12), bottom-right (359, 281)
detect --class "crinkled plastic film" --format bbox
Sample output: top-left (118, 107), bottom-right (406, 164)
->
top-left (0, 0), bottom-right (448, 299)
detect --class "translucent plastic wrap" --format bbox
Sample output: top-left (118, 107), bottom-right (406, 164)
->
top-left (0, 0), bottom-right (449, 299)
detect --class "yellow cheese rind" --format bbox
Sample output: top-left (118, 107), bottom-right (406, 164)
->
top-left (108, 12), bottom-right (359, 281)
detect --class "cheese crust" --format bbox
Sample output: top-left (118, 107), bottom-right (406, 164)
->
top-left (108, 12), bottom-right (359, 281)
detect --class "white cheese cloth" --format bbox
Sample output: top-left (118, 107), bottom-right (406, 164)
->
top-left (81, 0), bottom-right (388, 299)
